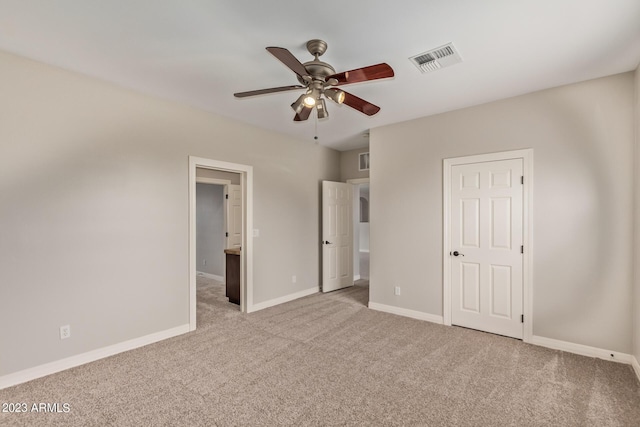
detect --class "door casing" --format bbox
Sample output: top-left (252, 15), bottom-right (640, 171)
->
top-left (443, 149), bottom-right (533, 342)
top-left (189, 156), bottom-right (254, 330)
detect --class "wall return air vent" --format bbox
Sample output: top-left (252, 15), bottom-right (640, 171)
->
top-left (409, 42), bottom-right (462, 74)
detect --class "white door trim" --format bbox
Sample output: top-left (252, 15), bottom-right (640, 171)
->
top-left (189, 156), bottom-right (254, 331)
top-left (443, 149), bottom-right (533, 342)
top-left (195, 177), bottom-right (232, 186)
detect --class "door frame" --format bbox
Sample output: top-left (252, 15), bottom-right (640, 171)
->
top-left (189, 156), bottom-right (254, 331)
top-left (443, 149), bottom-right (533, 342)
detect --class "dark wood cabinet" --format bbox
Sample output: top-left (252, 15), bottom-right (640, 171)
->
top-left (224, 248), bottom-right (240, 305)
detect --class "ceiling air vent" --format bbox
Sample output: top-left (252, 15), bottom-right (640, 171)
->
top-left (410, 43), bottom-right (462, 74)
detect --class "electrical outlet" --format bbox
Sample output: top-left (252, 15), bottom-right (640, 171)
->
top-left (202, 259), bottom-right (207, 266)
top-left (292, 275), bottom-right (297, 283)
top-left (394, 286), bottom-right (401, 296)
top-left (60, 325), bottom-right (71, 340)
top-left (253, 229), bottom-right (260, 237)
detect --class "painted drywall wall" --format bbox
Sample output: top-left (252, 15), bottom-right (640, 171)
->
top-left (359, 184), bottom-right (370, 252)
top-left (370, 72), bottom-right (635, 353)
top-left (634, 64), bottom-right (640, 364)
top-left (352, 184), bottom-right (360, 280)
top-left (340, 147), bottom-right (370, 181)
top-left (0, 51), bottom-right (340, 376)
top-left (196, 183), bottom-right (224, 277)
top-left (359, 224), bottom-right (370, 253)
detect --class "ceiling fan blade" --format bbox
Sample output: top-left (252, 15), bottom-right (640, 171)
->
top-left (234, 85), bottom-right (305, 98)
top-left (342, 91), bottom-right (381, 116)
top-left (328, 63), bottom-right (394, 86)
top-left (294, 107), bottom-right (312, 121)
top-left (266, 47), bottom-right (310, 79)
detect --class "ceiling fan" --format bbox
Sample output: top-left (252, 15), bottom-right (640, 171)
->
top-left (234, 39), bottom-right (394, 121)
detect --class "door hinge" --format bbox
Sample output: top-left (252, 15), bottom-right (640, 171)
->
top-left (521, 245), bottom-right (524, 254)
top-left (225, 194), bottom-right (229, 199)
top-left (521, 176), bottom-right (524, 185)
top-left (225, 232), bottom-right (229, 237)
top-left (521, 314), bottom-right (524, 323)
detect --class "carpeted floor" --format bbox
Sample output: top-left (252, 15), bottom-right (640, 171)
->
top-left (1, 277), bottom-right (639, 426)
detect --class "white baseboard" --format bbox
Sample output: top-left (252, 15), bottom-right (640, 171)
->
top-left (360, 249), bottom-right (370, 254)
top-left (368, 302), bottom-right (444, 325)
top-left (248, 286), bottom-right (319, 313)
top-left (529, 335), bottom-right (633, 365)
top-left (631, 356), bottom-right (640, 382)
top-left (363, 307), bottom-right (638, 376)
top-left (197, 271), bottom-right (223, 282)
top-left (0, 324), bottom-right (190, 390)
top-left (354, 275), bottom-right (361, 281)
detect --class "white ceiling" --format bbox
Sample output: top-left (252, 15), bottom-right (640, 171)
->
top-left (1, 1), bottom-right (639, 151)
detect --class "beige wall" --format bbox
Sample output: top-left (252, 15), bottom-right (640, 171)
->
top-left (371, 72), bottom-right (635, 353)
top-left (340, 147), bottom-right (370, 181)
top-left (0, 51), bottom-right (340, 376)
top-left (635, 64), bottom-right (640, 365)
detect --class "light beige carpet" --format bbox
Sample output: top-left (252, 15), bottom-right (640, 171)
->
top-left (1, 278), bottom-right (639, 426)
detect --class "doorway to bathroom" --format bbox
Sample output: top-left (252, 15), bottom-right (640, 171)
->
top-left (189, 156), bottom-right (254, 331)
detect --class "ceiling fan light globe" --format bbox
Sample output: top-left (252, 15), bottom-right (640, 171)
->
top-left (317, 98), bottom-right (328, 119)
top-left (291, 94), bottom-right (307, 113)
top-left (325, 88), bottom-right (345, 104)
top-left (303, 95), bottom-right (316, 107)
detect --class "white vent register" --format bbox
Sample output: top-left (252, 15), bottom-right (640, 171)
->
top-left (410, 42), bottom-right (462, 73)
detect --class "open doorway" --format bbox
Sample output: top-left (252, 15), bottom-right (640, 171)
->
top-left (357, 183), bottom-right (370, 280)
top-left (196, 180), bottom-right (238, 322)
top-left (189, 156), bottom-right (254, 332)
top-left (196, 182), bottom-right (226, 283)
top-left (348, 178), bottom-right (370, 300)
top-left (195, 168), bottom-right (243, 318)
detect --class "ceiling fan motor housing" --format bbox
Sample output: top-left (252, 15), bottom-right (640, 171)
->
top-left (297, 60), bottom-right (336, 85)
top-left (295, 40), bottom-right (336, 85)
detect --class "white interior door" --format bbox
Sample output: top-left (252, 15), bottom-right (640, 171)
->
top-left (322, 181), bottom-right (353, 292)
top-left (226, 184), bottom-right (242, 249)
top-left (450, 158), bottom-right (523, 339)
